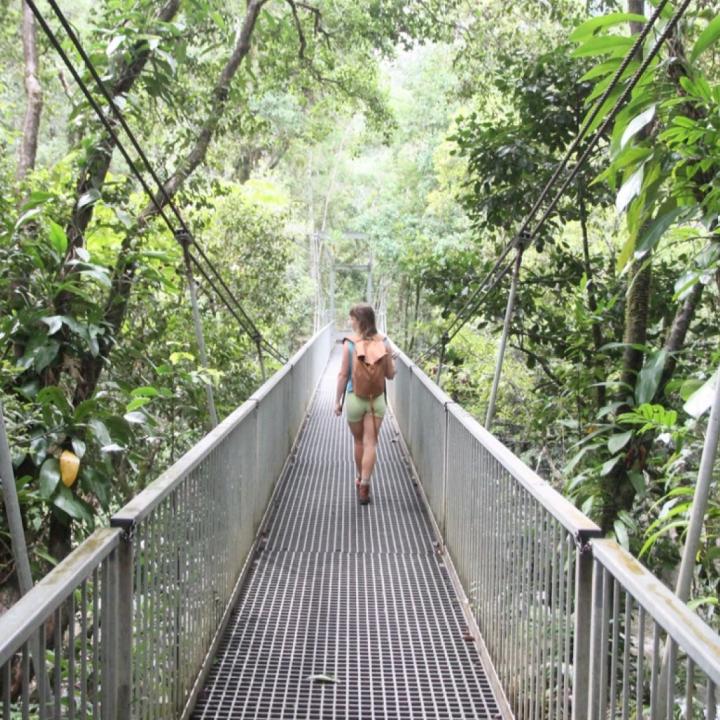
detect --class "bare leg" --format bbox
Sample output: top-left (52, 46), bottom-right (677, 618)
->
top-left (348, 420), bottom-right (364, 482)
top-left (360, 413), bottom-right (383, 485)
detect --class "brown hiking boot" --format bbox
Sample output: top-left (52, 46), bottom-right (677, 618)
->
top-left (358, 483), bottom-right (370, 505)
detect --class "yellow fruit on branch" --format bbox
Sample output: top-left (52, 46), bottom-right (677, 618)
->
top-left (60, 450), bottom-right (80, 487)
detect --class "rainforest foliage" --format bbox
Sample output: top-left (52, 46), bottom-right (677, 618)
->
top-left (0, 0), bottom-right (718, 622)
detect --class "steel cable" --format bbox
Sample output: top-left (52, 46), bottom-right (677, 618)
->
top-left (26, 0), bottom-right (287, 364)
top-left (419, 0), bottom-right (689, 363)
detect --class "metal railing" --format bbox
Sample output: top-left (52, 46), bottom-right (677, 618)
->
top-left (387, 348), bottom-right (720, 720)
top-left (0, 323), bottom-right (334, 719)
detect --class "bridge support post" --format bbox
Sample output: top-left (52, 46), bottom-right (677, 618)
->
top-left (115, 527), bottom-right (134, 719)
top-left (572, 540), bottom-right (594, 720)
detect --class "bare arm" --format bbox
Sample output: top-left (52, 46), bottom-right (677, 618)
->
top-left (384, 337), bottom-right (397, 380)
top-left (335, 342), bottom-right (350, 415)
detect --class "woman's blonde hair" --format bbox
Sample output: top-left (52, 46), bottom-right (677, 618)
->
top-left (349, 303), bottom-right (378, 339)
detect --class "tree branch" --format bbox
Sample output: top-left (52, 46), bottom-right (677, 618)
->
top-left (296, 2), bottom-right (332, 47)
top-left (17, 1), bottom-right (43, 183)
top-left (285, 0), bottom-right (306, 59)
top-left (509, 342), bottom-right (563, 387)
top-left (139, 0), bottom-right (268, 223)
top-left (63, 0), bottom-right (182, 259)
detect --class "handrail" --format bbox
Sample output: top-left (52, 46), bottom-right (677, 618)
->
top-left (592, 539), bottom-right (720, 686)
top-left (387, 343), bottom-right (720, 720)
top-left (0, 527), bottom-right (121, 668)
top-left (111, 400), bottom-right (257, 528)
top-left (0, 322), bottom-right (335, 720)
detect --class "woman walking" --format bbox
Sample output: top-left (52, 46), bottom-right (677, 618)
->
top-left (335, 303), bottom-right (396, 505)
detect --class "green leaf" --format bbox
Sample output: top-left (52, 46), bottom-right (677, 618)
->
top-left (570, 12), bottom-right (647, 42)
top-left (77, 189), bottom-right (101, 210)
top-left (690, 14), bottom-right (720, 62)
top-left (41, 315), bottom-right (64, 335)
top-left (39, 458), bottom-right (61, 499)
top-left (131, 386), bottom-right (160, 398)
top-left (572, 35), bottom-right (635, 58)
top-left (78, 266), bottom-right (111, 288)
top-left (21, 191), bottom-right (54, 210)
top-left (106, 35), bottom-right (124, 56)
top-left (71, 438), bottom-right (86, 459)
top-left (126, 397), bottom-right (152, 412)
top-left (639, 520), bottom-right (687, 557)
top-left (616, 234), bottom-right (635, 274)
top-left (33, 548), bottom-right (59, 566)
top-left (37, 386), bottom-right (72, 415)
top-left (601, 455), bottom-right (620, 476)
top-left (47, 220), bottom-right (68, 255)
top-left (688, 597), bottom-right (719, 611)
top-left (26, 341), bottom-right (60, 373)
top-left (608, 431), bottom-right (632, 454)
top-left (123, 411), bottom-right (147, 425)
top-left (88, 418), bottom-right (112, 447)
top-left (616, 166), bottom-right (644, 213)
top-left (169, 351), bottom-right (194, 365)
top-left (613, 519), bottom-right (630, 550)
top-left (14, 207), bottom-right (43, 230)
top-left (620, 105), bottom-right (655, 149)
top-left (628, 470), bottom-right (646, 495)
top-left (683, 370), bottom-right (718, 418)
top-left (53, 485), bottom-right (93, 523)
top-left (634, 350), bottom-right (668, 405)
top-left (635, 205), bottom-right (688, 254)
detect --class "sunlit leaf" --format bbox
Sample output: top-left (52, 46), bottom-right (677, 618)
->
top-left (635, 205), bottom-right (688, 254)
top-left (39, 458), bottom-right (61, 499)
top-left (613, 519), bottom-right (630, 550)
top-left (608, 431), bottom-right (632, 454)
top-left (635, 350), bottom-right (667, 405)
top-left (690, 14), bottom-right (720, 62)
top-left (616, 166), bottom-right (644, 213)
top-left (570, 12), bottom-right (647, 42)
top-left (620, 105), bottom-right (655, 149)
top-left (683, 370), bottom-right (718, 418)
top-left (572, 35), bottom-right (635, 58)
top-left (77, 189), bottom-right (101, 210)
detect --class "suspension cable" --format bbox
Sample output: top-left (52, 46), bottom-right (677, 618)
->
top-left (418, 0), bottom-right (690, 364)
top-left (26, 0), bottom-right (287, 364)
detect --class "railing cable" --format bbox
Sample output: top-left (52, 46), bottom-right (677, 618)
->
top-left (418, 0), bottom-right (689, 369)
top-left (26, 0), bottom-right (287, 365)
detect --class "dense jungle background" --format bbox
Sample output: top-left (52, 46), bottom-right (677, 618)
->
top-left (1, 0), bottom-right (718, 628)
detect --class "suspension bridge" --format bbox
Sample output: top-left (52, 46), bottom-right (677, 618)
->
top-left (3, 0), bottom-right (720, 717)
top-left (2, 325), bottom-right (719, 719)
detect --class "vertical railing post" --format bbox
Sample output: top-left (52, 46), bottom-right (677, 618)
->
top-left (572, 537), bottom-right (595, 720)
top-left (440, 402), bottom-right (455, 542)
top-left (115, 527), bottom-right (134, 719)
top-left (101, 548), bottom-right (119, 720)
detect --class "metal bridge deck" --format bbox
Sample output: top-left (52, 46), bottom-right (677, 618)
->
top-left (191, 345), bottom-right (502, 719)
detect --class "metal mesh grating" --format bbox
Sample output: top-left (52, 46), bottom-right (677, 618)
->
top-left (191, 345), bottom-right (502, 719)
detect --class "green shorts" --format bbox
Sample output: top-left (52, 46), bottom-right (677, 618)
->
top-left (345, 392), bottom-right (386, 424)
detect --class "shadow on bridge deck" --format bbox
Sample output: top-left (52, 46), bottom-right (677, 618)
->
top-left (191, 344), bottom-right (502, 719)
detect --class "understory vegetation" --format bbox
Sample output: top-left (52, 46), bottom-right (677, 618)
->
top-left (1, 0), bottom-right (718, 628)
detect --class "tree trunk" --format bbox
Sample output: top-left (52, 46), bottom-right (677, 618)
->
top-left (578, 181), bottom-right (605, 407)
top-left (69, 0), bottom-right (268, 404)
top-left (62, 0), bottom-right (182, 261)
top-left (657, 281), bottom-right (704, 398)
top-left (599, 1), bottom-right (653, 534)
top-left (138, 0), bottom-right (267, 224)
top-left (17, 1), bottom-right (43, 183)
top-left (619, 257), bottom-right (652, 394)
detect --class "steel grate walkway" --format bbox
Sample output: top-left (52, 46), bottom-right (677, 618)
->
top-left (191, 345), bottom-right (502, 719)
